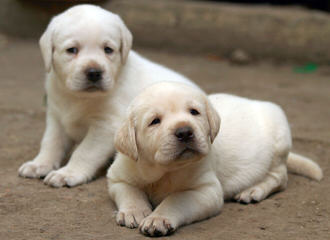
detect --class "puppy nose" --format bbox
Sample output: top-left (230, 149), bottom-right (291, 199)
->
top-left (175, 126), bottom-right (194, 142)
top-left (86, 68), bottom-right (103, 82)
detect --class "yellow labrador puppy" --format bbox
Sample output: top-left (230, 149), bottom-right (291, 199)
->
top-left (107, 82), bottom-right (323, 236)
top-left (18, 5), bottom-right (195, 187)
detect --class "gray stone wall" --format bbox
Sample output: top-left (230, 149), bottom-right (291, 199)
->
top-left (1, 0), bottom-right (329, 63)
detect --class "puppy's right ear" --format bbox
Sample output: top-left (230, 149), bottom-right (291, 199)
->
top-left (115, 115), bottom-right (138, 161)
top-left (39, 18), bottom-right (56, 72)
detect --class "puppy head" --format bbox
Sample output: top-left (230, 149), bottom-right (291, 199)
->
top-left (40, 4), bottom-right (132, 94)
top-left (115, 82), bottom-right (220, 167)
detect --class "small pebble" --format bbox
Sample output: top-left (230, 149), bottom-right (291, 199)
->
top-left (229, 49), bottom-right (251, 65)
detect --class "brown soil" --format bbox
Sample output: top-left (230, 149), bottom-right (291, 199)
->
top-left (0, 39), bottom-right (329, 240)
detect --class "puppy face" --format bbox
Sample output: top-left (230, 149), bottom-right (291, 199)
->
top-left (40, 5), bottom-right (132, 94)
top-left (116, 83), bottom-right (220, 167)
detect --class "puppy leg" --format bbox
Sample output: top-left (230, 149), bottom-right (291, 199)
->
top-left (235, 163), bottom-right (288, 203)
top-left (108, 180), bottom-right (152, 229)
top-left (44, 127), bottom-right (114, 187)
top-left (19, 114), bottom-right (71, 178)
top-left (139, 178), bottom-right (223, 236)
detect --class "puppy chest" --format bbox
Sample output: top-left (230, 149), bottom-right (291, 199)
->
top-left (61, 115), bottom-right (89, 142)
top-left (145, 182), bottom-right (172, 206)
top-left (144, 174), bottom-right (185, 206)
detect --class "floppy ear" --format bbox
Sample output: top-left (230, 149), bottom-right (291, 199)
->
top-left (115, 115), bottom-right (138, 161)
top-left (205, 99), bottom-right (221, 143)
top-left (39, 18), bottom-right (56, 72)
top-left (117, 16), bottom-right (133, 63)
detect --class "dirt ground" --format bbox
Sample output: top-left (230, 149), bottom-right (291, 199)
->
top-left (0, 39), bottom-right (329, 240)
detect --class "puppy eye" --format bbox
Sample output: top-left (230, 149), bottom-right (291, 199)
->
top-left (190, 109), bottom-right (200, 116)
top-left (149, 118), bottom-right (161, 126)
top-left (104, 47), bottom-right (114, 54)
top-left (66, 47), bottom-right (78, 54)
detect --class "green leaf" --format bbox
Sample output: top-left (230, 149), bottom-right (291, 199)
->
top-left (294, 63), bottom-right (318, 74)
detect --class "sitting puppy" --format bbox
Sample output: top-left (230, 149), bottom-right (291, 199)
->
top-left (107, 82), bottom-right (323, 236)
top-left (18, 5), bottom-right (195, 187)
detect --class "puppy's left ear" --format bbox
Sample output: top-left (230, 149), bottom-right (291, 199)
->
top-left (116, 16), bottom-right (133, 63)
top-left (205, 99), bottom-right (221, 143)
top-left (39, 17), bottom-right (57, 73)
top-left (115, 115), bottom-right (138, 161)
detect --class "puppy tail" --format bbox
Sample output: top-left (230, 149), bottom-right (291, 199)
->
top-left (287, 152), bottom-right (323, 181)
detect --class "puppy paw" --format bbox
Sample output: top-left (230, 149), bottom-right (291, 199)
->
top-left (139, 215), bottom-right (175, 237)
top-left (18, 161), bottom-right (54, 178)
top-left (116, 208), bottom-right (152, 229)
top-left (235, 186), bottom-right (265, 203)
top-left (44, 167), bottom-right (89, 187)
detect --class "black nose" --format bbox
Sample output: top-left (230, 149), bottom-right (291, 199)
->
top-left (175, 126), bottom-right (194, 142)
top-left (86, 68), bottom-right (103, 82)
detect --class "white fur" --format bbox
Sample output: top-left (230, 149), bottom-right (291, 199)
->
top-left (107, 82), bottom-right (323, 236)
top-left (18, 5), bottom-right (196, 187)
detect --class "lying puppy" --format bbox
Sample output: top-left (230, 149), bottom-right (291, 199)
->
top-left (18, 5), bottom-right (195, 187)
top-left (107, 82), bottom-right (323, 236)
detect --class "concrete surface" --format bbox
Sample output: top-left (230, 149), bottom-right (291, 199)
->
top-left (1, 0), bottom-right (330, 63)
top-left (109, 0), bottom-right (330, 63)
top-left (0, 39), bottom-right (329, 240)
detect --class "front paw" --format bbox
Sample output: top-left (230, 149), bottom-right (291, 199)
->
top-left (18, 161), bottom-right (54, 178)
top-left (116, 208), bottom-right (152, 229)
top-left (139, 215), bottom-right (176, 237)
top-left (44, 167), bottom-right (89, 187)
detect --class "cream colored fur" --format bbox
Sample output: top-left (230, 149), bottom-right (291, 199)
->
top-left (107, 82), bottom-right (323, 236)
top-left (18, 5), bottom-right (196, 187)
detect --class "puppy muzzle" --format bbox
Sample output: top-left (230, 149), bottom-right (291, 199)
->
top-left (85, 68), bottom-right (103, 83)
top-left (175, 126), bottom-right (194, 143)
